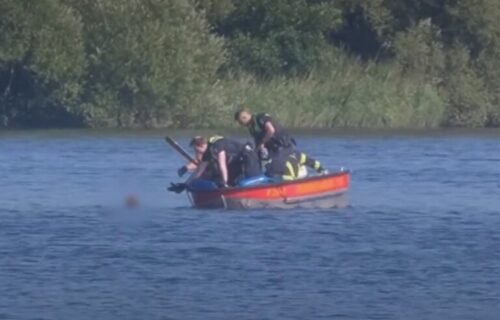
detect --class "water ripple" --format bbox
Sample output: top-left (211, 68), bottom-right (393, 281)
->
top-left (0, 134), bottom-right (499, 319)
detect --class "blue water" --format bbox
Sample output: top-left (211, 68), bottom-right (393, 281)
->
top-left (1, 131), bottom-right (499, 319)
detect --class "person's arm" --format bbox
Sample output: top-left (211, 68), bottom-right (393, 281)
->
top-left (178, 151), bottom-right (203, 177)
top-left (170, 161), bottom-right (208, 193)
top-left (185, 161), bottom-right (208, 184)
top-left (258, 121), bottom-right (276, 150)
top-left (178, 161), bottom-right (199, 177)
top-left (218, 151), bottom-right (228, 186)
top-left (185, 161), bottom-right (198, 171)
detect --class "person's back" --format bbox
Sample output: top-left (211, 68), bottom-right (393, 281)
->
top-left (202, 136), bottom-right (244, 163)
top-left (202, 136), bottom-right (261, 186)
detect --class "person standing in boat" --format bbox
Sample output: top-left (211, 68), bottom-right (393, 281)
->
top-left (234, 108), bottom-right (327, 175)
top-left (187, 135), bottom-right (261, 187)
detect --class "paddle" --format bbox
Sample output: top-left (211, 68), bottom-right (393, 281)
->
top-left (164, 136), bottom-right (198, 164)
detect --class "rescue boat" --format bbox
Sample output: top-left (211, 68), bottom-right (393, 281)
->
top-left (186, 170), bottom-right (350, 209)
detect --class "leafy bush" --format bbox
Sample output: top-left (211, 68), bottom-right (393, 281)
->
top-left (72, 0), bottom-right (225, 128)
top-left (0, 0), bottom-right (85, 127)
top-left (221, 50), bottom-right (445, 128)
top-left (218, 0), bottom-right (341, 76)
top-left (441, 46), bottom-right (491, 127)
top-left (1, 0), bottom-right (500, 129)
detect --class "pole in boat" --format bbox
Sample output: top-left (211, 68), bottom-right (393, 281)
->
top-left (164, 136), bottom-right (198, 164)
top-left (164, 136), bottom-right (200, 194)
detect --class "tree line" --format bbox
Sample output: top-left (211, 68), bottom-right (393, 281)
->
top-left (1, 0), bottom-right (499, 128)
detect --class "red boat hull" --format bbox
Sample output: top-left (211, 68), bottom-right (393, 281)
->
top-left (188, 171), bottom-right (350, 209)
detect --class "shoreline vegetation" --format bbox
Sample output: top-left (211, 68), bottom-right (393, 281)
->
top-left (4, 127), bottom-right (500, 140)
top-left (1, 1), bottom-right (499, 129)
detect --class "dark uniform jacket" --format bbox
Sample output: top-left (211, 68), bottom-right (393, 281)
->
top-left (202, 136), bottom-right (245, 164)
top-left (248, 113), bottom-right (294, 152)
top-left (202, 136), bottom-right (260, 185)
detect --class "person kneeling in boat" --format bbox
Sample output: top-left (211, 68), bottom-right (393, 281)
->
top-left (188, 135), bottom-right (261, 188)
top-left (264, 152), bottom-right (302, 181)
top-left (234, 108), bottom-right (327, 175)
top-left (293, 151), bottom-right (327, 176)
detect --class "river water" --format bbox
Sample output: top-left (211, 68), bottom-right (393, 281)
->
top-left (1, 130), bottom-right (499, 320)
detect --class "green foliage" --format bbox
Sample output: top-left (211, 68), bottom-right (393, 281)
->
top-left (393, 20), bottom-right (445, 83)
top-left (368, 0), bottom-right (500, 126)
top-left (479, 47), bottom-right (500, 126)
top-left (221, 51), bottom-right (445, 128)
top-left (218, 0), bottom-right (341, 76)
top-left (71, 0), bottom-right (225, 128)
top-left (1, 0), bottom-right (500, 128)
top-left (194, 0), bottom-right (234, 25)
top-left (441, 46), bottom-right (491, 127)
top-left (0, 0), bottom-right (85, 127)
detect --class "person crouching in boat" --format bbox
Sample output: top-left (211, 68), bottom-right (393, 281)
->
top-left (234, 108), bottom-right (327, 175)
top-left (264, 152), bottom-right (302, 181)
top-left (294, 151), bottom-right (326, 176)
top-left (187, 135), bottom-right (261, 188)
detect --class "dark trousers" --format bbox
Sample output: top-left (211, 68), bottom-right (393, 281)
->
top-left (267, 145), bottom-right (294, 160)
top-left (241, 148), bottom-right (261, 178)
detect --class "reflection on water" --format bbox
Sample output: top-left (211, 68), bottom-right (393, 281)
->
top-left (1, 130), bottom-right (500, 320)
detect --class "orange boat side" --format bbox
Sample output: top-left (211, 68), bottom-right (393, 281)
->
top-left (222, 171), bottom-right (350, 201)
top-left (189, 172), bottom-right (350, 209)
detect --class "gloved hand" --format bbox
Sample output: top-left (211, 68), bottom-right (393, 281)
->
top-left (177, 165), bottom-right (188, 177)
top-left (167, 182), bottom-right (187, 193)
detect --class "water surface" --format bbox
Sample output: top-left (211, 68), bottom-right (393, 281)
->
top-left (1, 130), bottom-right (499, 320)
